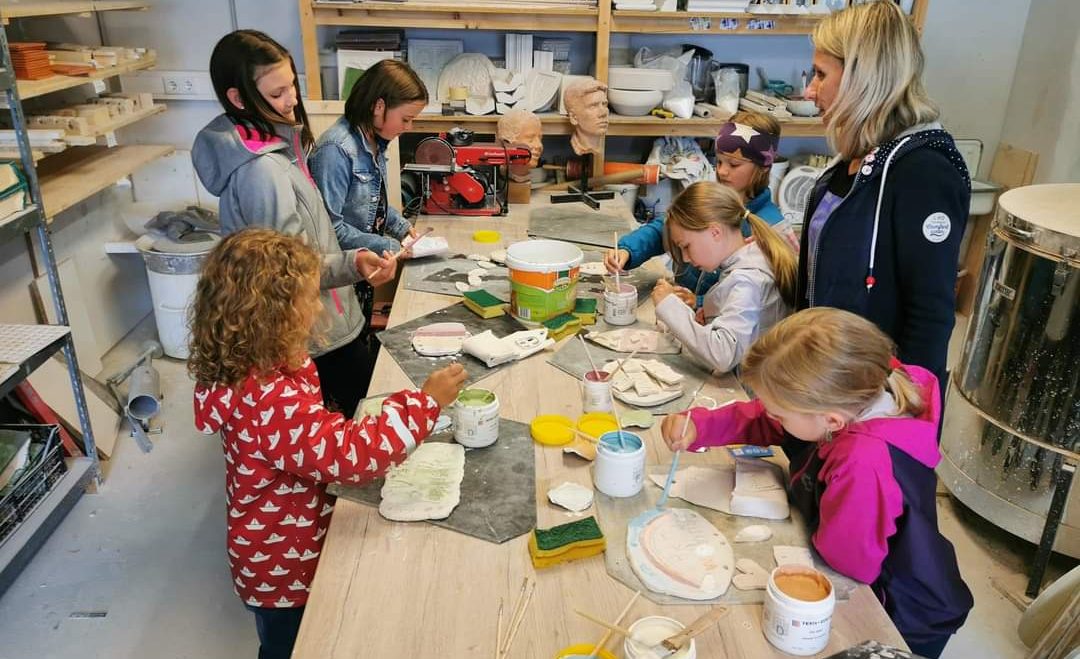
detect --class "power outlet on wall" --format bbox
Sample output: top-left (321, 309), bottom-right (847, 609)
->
top-left (163, 75), bottom-right (197, 95)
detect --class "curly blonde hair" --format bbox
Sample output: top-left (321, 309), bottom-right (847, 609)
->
top-left (663, 181), bottom-right (797, 306)
top-left (187, 228), bottom-right (322, 387)
top-left (741, 308), bottom-right (924, 418)
top-left (812, 1), bottom-right (939, 159)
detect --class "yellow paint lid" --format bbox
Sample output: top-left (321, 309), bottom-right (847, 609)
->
top-left (531, 414), bottom-right (575, 446)
top-left (555, 644), bottom-right (617, 659)
top-left (473, 230), bottom-right (502, 243)
top-left (577, 412), bottom-right (619, 439)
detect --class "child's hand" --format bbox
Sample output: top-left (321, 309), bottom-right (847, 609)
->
top-left (695, 307), bottom-right (706, 325)
top-left (604, 248), bottom-right (629, 274)
top-left (357, 250), bottom-right (398, 287)
top-left (421, 362), bottom-right (468, 408)
top-left (661, 411), bottom-right (698, 451)
top-left (672, 286), bottom-right (696, 308)
top-left (651, 279), bottom-right (676, 306)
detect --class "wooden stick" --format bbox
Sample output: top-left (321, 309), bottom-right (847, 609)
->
top-left (606, 348), bottom-right (641, 381)
top-left (613, 231), bottom-right (621, 292)
top-left (587, 590), bottom-right (641, 658)
top-left (571, 427), bottom-right (600, 443)
top-left (575, 609), bottom-right (634, 638)
top-left (500, 577), bottom-right (532, 656)
top-left (578, 334), bottom-right (601, 377)
top-left (500, 578), bottom-right (535, 658)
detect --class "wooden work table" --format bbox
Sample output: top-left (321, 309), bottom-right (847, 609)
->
top-left (292, 195), bottom-right (908, 658)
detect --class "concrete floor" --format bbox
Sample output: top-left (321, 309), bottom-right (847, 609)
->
top-left (0, 318), bottom-right (1073, 658)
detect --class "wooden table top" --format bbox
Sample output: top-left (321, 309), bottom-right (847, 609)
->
top-left (292, 194), bottom-right (908, 658)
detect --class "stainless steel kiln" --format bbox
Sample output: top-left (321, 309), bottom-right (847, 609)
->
top-left (940, 183), bottom-right (1079, 595)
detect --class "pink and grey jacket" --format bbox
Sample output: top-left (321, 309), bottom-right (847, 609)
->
top-left (687, 364), bottom-right (972, 646)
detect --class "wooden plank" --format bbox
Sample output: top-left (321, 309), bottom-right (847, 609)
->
top-left (956, 143), bottom-right (1038, 315)
top-left (313, 4), bottom-right (597, 31)
top-left (16, 53), bottom-right (157, 101)
top-left (30, 259), bottom-right (103, 377)
top-left (36, 143), bottom-right (174, 219)
top-left (0, 1), bottom-right (147, 20)
top-left (298, 0), bottom-right (321, 100)
top-left (291, 195), bottom-right (909, 658)
top-left (27, 357), bottom-right (119, 459)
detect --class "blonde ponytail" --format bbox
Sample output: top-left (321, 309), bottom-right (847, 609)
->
top-left (745, 211), bottom-right (797, 307)
top-left (886, 368), bottom-right (924, 417)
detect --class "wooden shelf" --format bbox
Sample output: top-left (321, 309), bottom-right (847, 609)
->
top-left (611, 10), bottom-right (825, 34)
top-left (308, 101), bottom-right (823, 138)
top-left (312, 1), bottom-right (598, 31)
top-left (0, 1), bottom-right (148, 22)
top-left (16, 52), bottom-right (157, 101)
top-left (37, 143), bottom-right (173, 218)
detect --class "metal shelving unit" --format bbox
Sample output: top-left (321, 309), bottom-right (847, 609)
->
top-left (0, 20), bottom-right (99, 596)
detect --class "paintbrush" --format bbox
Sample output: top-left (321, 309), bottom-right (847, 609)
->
top-left (613, 231), bottom-right (621, 293)
top-left (606, 348), bottom-right (641, 382)
top-left (368, 226), bottom-right (434, 278)
top-left (579, 334), bottom-right (626, 450)
top-left (657, 409), bottom-right (694, 509)
top-left (650, 607), bottom-right (730, 657)
top-left (587, 590), bottom-right (641, 658)
top-left (575, 609), bottom-right (634, 638)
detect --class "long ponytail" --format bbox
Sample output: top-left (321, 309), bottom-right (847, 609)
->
top-left (745, 211), bottom-right (797, 307)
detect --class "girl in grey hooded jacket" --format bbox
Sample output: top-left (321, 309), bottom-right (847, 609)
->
top-left (192, 30), bottom-right (394, 418)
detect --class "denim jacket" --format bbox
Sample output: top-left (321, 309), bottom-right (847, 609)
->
top-left (310, 116), bottom-right (412, 254)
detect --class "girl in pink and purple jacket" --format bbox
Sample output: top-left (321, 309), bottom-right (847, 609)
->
top-left (661, 307), bottom-right (972, 658)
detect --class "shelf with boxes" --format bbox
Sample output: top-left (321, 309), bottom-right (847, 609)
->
top-left (0, 1), bottom-right (149, 23)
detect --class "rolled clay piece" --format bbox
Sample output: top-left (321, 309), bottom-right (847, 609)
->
top-left (630, 371), bottom-right (661, 397)
top-left (641, 359), bottom-right (684, 386)
top-left (613, 386), bottom-right (683, 408)
top-left (547, 482), bottom-right (594, 512)
top-left (734, 524), bottom-right (773, 543)
top-left (379, 443), bottom-right (466, 522)
top-left (579, 261), bottom-right (607, 276)
top-left (454, 281), bottom-right (471, 293)
top-left (627, 507), bottom-right (734, 600)
top-left (467, 269), bottom-right (485, 288)
top-left (412, 322), bottom-right (470, 357)
top-left (476, 260), bottom-right (497, 269)
top-left (466, 253), bottom-right (488, 261)
top-left (490, 249), bottom-right (507, 264)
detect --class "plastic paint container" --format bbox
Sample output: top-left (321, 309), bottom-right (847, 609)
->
top-left (555, 644), bottom-right (616, 659)
top-left (505, 239), bottom-right (583, 323)
top-left (624, 616), bottom-right (696, 659)
top-left (583, 370), bottom-right (613, 413)
top-left (763, 565), bottom-right (836, 656)
top-left (530, 414), bottom-right (575, 446)
top-left (603, 282), bottom-right (638, 326)
top-left (577, 412), bottom-right (619, 440)
top-left (452, 388), bottom-right (500, 448)
top-left (593, 431), bottom-right (645, 497)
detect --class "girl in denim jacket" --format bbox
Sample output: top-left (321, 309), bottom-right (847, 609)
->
top-left (310, 60), bottom-right (427, 256)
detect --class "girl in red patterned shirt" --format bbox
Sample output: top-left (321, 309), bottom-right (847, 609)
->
top-left (189, 228), bottom-right (466, 659)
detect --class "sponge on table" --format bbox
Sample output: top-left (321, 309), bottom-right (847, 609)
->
top-left (528, 516), bottom-right (606, 569)
top-left (542, 312), bottom-right (581, 341)
top-left (572, 298), bottom-right (598, 325)
top-left (462, 289), bottom-right (508, 318)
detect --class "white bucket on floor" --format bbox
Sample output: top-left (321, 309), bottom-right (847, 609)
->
top-left (138, 247), bottom-right (211, 359)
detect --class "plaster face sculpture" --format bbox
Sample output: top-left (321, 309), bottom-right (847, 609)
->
top-left (563, 78), bottom-right (610, 156)
top-left (496, 109), bottom-right (544, 182)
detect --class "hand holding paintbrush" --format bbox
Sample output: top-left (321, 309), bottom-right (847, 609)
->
top-left (365, 226), bottom-right (434, 283)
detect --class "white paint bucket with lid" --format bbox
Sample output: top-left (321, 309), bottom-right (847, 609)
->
top-left (763, 565), bottom-right (836, 655)
top-left (603, 283), bottom-right (638, 326)
top-left (505, 239), bottom-right (583, 323)
top-left (582, 370), bottom-right (613, 413)
top-left (624, 616), bottom-right (696, 659)
top-left (452, 388), bottom-right (500, 448)
top-left (593, 431), bottom-right (645, 497)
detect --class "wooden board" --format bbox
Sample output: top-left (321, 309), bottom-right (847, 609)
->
top-left (31, 259), bottom-right (103, 377)
top-left (37, 144), bottom-right (174, 219)
top-left (27, 357), bottom-right (119, 459)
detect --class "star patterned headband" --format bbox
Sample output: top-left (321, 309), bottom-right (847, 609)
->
top-left (714, 121), bottom-right (780, 168)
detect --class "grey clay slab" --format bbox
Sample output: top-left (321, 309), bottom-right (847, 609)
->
top-left (376, 302), bottom-right (526, 389)
top-left (329, 417), bottom-right (536, 544)
top-left (528, 206), bottom-right (632, 248)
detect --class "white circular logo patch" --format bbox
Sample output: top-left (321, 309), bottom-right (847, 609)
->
top-left (922, 212), bottom-right (952, 243)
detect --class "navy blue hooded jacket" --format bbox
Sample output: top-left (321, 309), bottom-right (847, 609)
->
top-left (799, 125), bottom-right (971, 383)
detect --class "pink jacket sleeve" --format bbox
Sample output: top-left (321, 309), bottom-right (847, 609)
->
top-left (687, 399), bottom-right (785, 452)
top-left (255, 383), bottom-right (441, 486)
top-left (811, 447), bottom-right (904, 584)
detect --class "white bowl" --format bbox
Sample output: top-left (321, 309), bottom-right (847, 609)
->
top-left (608, 88), bottom-right (663, 117)
top-left (786, 98), bottom-right (819, 117)
top-left (608, 67), bottom-right (673, 92)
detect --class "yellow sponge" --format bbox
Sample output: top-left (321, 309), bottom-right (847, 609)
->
top-left (528, 516), bottom-right (606, 569)
top-left (542, 312), bottom-right (581, 341)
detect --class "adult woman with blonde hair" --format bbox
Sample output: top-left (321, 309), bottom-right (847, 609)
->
top-left (661, 308), bottom-right (973, 657)
top-left (802, 0), bottom-right (970, 386)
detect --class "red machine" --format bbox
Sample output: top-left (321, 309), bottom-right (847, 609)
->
top-left (404, 134), bottom-right (531, 216)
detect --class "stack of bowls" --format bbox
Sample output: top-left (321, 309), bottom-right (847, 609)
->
top-left (607, 67), bottom-right (672, 116)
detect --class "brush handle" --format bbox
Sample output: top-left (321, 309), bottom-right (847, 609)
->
top-left (661, 607), bottom-right (729, 652)
top-left (656, 449), bottom-right (681, 508)
top-left (575, 609), bottom-right (634, 638)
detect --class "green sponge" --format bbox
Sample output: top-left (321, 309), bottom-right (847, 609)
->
top-left (542, 312), bottom-right (581, 340)
top-left (529, 516), bottom-right (606, 568)
top-left (572, 298), bottom-right (598, 326)
top-left (462, 289), bottom-right (507, 318)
